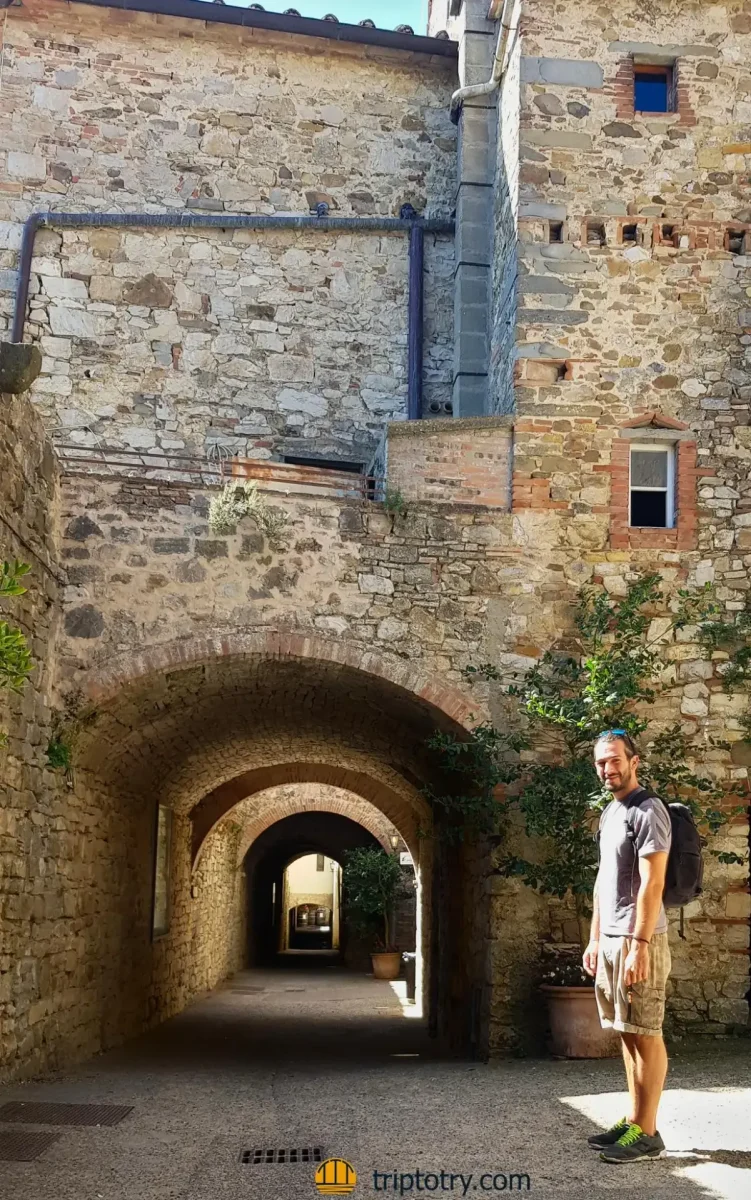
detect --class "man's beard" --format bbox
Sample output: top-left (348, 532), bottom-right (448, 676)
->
top-left (605, 766), bottom-right (634, 792)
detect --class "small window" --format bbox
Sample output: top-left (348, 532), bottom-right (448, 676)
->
top-left (586, 221), bottom-right (606, 246)
top-left (726, 228), bottom-right (745, 255)
top-left (661, 224), bottom-right (676, 244)
top-left (630, 445), bottom-right (675, 528)
top-left (316, 853), bottom-right (325, 871)
top-left (283, 456), bottom-right (364, 474)
top-left (634, 64), bottom-right (675, 113)
top-left (152, 805), bottom-right (173, 939)
top-left (549, 220), bottom-right (564, 244)
top-left (622, 223), bottom-right (638, 244)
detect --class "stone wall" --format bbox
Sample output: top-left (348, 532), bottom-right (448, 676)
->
top-left (492, 0), bottom-right (751, 1035)
top-left (490, 7), bottom-right (521, 416)
top-left (0, 389), bottom-right (63, 1080)
top-left (155, 814), bottom-right (247, 1017)
top-left (512, 0), bottom-right (751, 538)
top-left (0, 1), bottom-right (458, 455)
top-left (54, 424), bottom-right (749, 1044)
top-left (0, 390), bottom-right (249, 1083)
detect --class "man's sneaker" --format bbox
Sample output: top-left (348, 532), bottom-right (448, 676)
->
top-left (587, 1117), bottom-right (631, 1149)
top-left (599, 1123), bottom-right (665, 1164)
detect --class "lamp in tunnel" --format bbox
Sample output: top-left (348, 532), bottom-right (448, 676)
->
top-left (390, 834), bottom-right (400, 851)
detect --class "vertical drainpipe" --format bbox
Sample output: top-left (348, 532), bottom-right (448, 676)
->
top-left (10, 213), bottom-right (42, 344)
top-left (11, 209), bottom-right (440, 425)
top-left (408, 222), bottom-right (425, 421)
top-left (449, 0), bottom-right (502, 417)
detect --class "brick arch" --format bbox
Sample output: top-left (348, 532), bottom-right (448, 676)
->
top-left (192, 761), bottom-right (421, 868)
top-left (82, 631), bottom-right (479, 730)
top-left (232, 785), bottom-right (398, 867)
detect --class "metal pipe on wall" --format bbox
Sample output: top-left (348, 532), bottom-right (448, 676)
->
top-left (407, 224), bottom-right (425, 422)
top-left (10, 210), bottom-right (454, 421)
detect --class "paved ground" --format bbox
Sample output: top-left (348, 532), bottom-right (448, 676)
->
top-left (1, 962), bottom-right (749, 1200)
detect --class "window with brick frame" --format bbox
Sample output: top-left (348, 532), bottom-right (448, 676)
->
top-left (629, 443), bottom-right (675, 528)
top-left (607, 413), bottom-right (699, 551)
top-left (634, 62), bottom-right (676, 113)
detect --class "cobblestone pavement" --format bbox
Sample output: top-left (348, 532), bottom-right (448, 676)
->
top-left (0, 964), bottom-right (749, 1200)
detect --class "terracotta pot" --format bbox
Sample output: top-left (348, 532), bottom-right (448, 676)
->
top-left (540, 985), bottom-right (620, 1058)
top-left (371, 951), bottom-right (401, 980)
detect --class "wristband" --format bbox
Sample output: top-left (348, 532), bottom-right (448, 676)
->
top-left (632, 936), bottom-right (650, 945)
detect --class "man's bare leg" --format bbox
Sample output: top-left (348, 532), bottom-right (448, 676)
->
top-left (622, 1032), bottom-right (668, 1136)
top-left (620, 1035), bottom-right (637, 1123)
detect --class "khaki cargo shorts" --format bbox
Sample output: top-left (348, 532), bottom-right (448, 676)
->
top-left (595, 932), bottom-right (671, 1036)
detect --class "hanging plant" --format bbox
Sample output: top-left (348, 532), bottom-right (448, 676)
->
top-left (208, 480), bottom-right (290, 548)
top-left (46, 692), bottom-right (99, 784)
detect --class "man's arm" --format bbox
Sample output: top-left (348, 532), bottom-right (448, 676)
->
top-left (624, 850), bottom-right (668, 986)
top-left (583, 873), bottom-right (600, 976)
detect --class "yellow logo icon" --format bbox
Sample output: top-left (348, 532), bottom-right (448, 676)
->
top-left (315, 1157), bottom-right (357, 1195)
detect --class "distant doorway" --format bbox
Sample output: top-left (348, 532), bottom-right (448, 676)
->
top-left (282, 853), bottom-right (341, 951)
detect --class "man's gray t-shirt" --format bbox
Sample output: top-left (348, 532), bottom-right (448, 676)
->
top-left (598, 789), bottom-right (672, 936)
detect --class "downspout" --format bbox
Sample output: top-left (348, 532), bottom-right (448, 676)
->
top-left (407, 223), bottom-right (425, 421)
top-left (10, 210), bottom-right (454, 419)
top-left (10, 213), bottom-right (43, 344)
top-left (449, 0), bottom-right (517, 124)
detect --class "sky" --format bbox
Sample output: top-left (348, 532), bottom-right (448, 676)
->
top-left (228, 1), bottom-right (430, 32)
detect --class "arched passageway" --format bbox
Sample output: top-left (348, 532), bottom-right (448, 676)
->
top-left (243, 807), bottom-right (416, 973)
top-left (67, 645), bottom-right (489, 1061)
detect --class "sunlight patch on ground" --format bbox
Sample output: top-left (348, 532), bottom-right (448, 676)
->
top-left (673, 1162), bottom-right (751, 1200)
top-left (560, 1086), bottom-right (751, 1151)
top-left (560, 1087), bottom-right (751, 1199)
top-left (387, 979), bottom-right (422, 1018)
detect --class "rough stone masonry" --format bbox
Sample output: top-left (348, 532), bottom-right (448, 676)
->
top-left (0, 0), bottom-right (457, 459)
top-left (0, 0), bottom-right (750, 1082)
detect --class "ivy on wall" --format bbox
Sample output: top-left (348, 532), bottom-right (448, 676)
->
top-left (0, 558), bottom-right (32, 745)
top-left (425, 574), bottom-right (750, 909)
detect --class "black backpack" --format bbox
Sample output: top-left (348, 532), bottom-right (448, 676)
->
top-left (626, 788), bottom-right (704, 910)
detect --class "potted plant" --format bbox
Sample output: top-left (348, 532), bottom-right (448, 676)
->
top-left (456, 573), bottom-right (749, 1057)
top-left (538, 952), bottom-right (619, 1059)
top-left (342, 846), bottom-right (405, 981)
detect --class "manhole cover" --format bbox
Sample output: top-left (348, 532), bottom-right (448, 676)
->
top-left (0, 1102), bottom-right (133, 1127)
top-left (240, 1147), bottom-right (324, 1165)
top-left (0, 1130), bottom-right (60, 1161)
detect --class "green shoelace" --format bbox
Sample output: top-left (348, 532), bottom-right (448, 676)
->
top-left (607, 1117), bottom-right (630, 1134)
top-left (616, 1123), bottom-right (644, 1147)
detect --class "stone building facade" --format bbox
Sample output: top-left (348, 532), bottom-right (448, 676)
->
top-left (0, 0), bottom-right (457, 460)
top-left (0, 0), bottom-right (750, 1081)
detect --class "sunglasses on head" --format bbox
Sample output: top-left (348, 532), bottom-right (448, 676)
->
top-left (596, 728), bottom-right (637, 750)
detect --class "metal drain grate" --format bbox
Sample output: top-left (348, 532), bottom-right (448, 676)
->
top-left (0, 1130), bottom-right (60, 1161)
top-left (240, 1147), bottom-right (324, 1166)
top-left (0, 1102), bottom-right (133, 1127)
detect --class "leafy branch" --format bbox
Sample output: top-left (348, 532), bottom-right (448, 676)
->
top-left (429, 574), bottom-right (749, 925)
top-left (341, 846), bottom-right (408, 951)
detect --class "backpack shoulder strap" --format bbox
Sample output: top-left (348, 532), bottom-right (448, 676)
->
top-left (626, 787), bottom-right (673, 848)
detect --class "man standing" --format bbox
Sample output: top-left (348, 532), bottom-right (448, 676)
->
top-left (583, 729), bottom-right (672, 1164)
